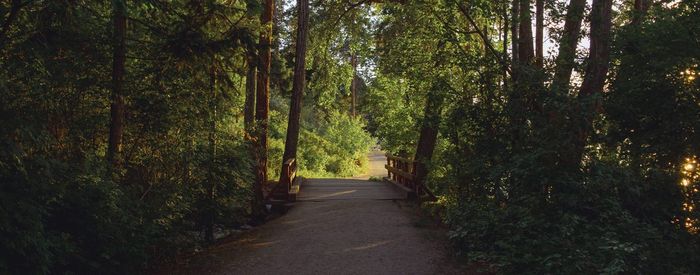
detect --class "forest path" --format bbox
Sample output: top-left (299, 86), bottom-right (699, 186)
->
top-left (353, 148), bottom-right (388, 180)
top-left (163, 151), bottom-right (467, 274)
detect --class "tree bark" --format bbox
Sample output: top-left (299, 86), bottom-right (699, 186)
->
top-left (413, 88), bottom-right (444, 188)
top-left (510, 0), bottom-right (519, 71)
top-left (350, 54), bottom-right (357, 118)
top-left (280, 0), bottom-right (309, 182)
top-left (518, 0), bottom-right (534, 65)
top-left (503, 0), bottom-right (509, 89)
top-left (571, 0), bottom-right (614, 164)
top-left (535, 0), bottom-right (543, 68)
top-left (244, 54), bottom-right (256, 135)
top-left (578, 0), bottom-right (613, 104)
top-left (253, 0), bottom-right (274, 219)
top-left (107, 0), bottom-right (126, 168)
top-left (631, 0), bottom-right (651, 26)
top-left (507, 0), bottom-right (533, 147)
top-left (243, 43), bottom-right (257, 213)
top-left (205, 62), bottom-right (217, 243)
top-left (551, 0), bottom-right (586, 94)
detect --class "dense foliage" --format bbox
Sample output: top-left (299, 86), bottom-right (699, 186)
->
top-left (364, 0), bottom-right (700, 273)
top-left (0, 0), bottom-right (370, 273)
top-left (3, 0), bottom-right (699, 273)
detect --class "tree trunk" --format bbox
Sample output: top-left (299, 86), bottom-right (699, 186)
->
top-left (571, 0), bottom-right (614, 165)
top-left (632, 0), bottom-right (651, 26)
top-left (535, 0), bottom-right (543, 68)
top-left (551, 0), bottom-right (586, 94)
top-left (578, 0), bottom-right (613, 108)
top-left (252, 0), bottom-right (274, 220)
top-left (280, 0), bottom-right (309, 183)
top-left (507, 0), bottom-right (533, 147)
top-left (510, 0), bottom-right (519, 71)
top-left (350, 54), bottom-right (357, 118)
top-left (413, 88), bottom-right (444, 188)
top-left (244, 54), bottom-right (256, 135)
top-left (244, 51), bottom-right (256, 215)
top-left (518, 0), bottom-right (534, 65)
top-left (205, 62), bottom-right (217, 243)
top-left (107, 0), bottom-right (126, 168)
top-left (503, 0), bottom-right (509, 90)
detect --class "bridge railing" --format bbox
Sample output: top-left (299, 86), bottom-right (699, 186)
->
top-left (268, 158), bottom-right (299, 201)
top-left (281, 158), bottom-right (297, 191)
top-left (385, 153), bottom-right (436, 201)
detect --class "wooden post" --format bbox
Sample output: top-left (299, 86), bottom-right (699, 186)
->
top-left (386, 154), bottom-right (391, 179)
top-left (280, 160), bottom-right (289, 192)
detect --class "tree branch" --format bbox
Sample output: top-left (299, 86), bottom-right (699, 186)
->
top-left (331, 0), bottom-right (407, 28)
top-left (456, 3), bottom-right (512, 76)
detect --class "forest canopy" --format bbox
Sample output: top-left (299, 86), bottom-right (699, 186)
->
top-left (1, 0), bottom-right (700, 274)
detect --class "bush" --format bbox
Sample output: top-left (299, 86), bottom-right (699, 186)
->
top-left (0, 130), bottom-right (253, 274)
top-left (0, 143), bottom-right (149, 274)
top-left (442, 156), bottom-right (700, 274)
top-left (297, 111), bottom-right (375, 177)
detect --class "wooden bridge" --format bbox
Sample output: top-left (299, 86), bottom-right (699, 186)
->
top-left (168, 150), bottom-right (462, 274)
top-left (265, 152), bottom-right (436, 203)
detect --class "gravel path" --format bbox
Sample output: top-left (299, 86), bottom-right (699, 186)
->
top-left (163, 151), bottom-right (467, 275)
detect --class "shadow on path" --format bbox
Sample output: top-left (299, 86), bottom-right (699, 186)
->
top-left (159, 152), bottom-right (470, 275)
